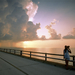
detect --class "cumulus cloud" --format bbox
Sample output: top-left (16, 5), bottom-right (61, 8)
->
top-left (21, 22), bottom-right (40, 41)
top-left (63, 28), bottom-right (75, 39)
top-left (40, 35), bottom-right (46, 40)
top-left (50, 19), bottom-right (56, 25)
top-left (0, 0), bottom-right (40, 41)
top-left (45, 19), bottom-right (61, 39)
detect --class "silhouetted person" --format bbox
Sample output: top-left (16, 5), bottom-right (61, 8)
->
top-left (63, 45), bottom-right (71, 70)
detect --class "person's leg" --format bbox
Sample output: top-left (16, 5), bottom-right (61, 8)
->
top-left (65, 59), bottom-right (66, 66)
top-left (66, 60), bottom-right (69, 69)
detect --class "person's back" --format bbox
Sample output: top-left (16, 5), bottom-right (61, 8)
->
top-left (64, 49), bottom-right (70, 60)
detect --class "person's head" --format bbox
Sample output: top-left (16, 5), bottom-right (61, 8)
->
top-left (65, 45), bottom-right (67, 49)
top-left (67, 46), bottom-right (70, 49)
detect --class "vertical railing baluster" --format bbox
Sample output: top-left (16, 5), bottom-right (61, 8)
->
top-left (45, 53), bottom-right (47, 61)
top-left (73, 56), bottom-right (75, 66)
top-left (10, 49), bottom-right (11, 53)
top-left (6, 49), bottom-right (7, 52)
top-left (30, 52), bottom-right (31, 58)
top-left (20, 51), bottom-right (22, 56)
top-left (3, 49), bottom-right (5, 52)
top-left (14, 50), bottom-right (16, 54)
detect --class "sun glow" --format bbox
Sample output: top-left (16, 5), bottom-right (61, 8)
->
top-left (23, 41), bottom-right (28, 48)
top-left (24, 41), bottom-right (28, 44)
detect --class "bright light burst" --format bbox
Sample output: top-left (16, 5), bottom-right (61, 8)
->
top-left (23, 41), bottom-right (28, 48)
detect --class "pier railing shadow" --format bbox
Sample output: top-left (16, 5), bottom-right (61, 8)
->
top-left (0, 48), bottom-right (75, 67)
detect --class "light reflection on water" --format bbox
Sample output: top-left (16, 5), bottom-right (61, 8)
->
top-left (22, 48), bottom-right (75, 55)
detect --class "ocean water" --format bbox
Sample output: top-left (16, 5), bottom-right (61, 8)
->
top-left (13, 47), bottom-right (75, 55)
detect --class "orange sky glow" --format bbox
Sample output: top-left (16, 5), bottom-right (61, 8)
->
top-left (0, 39), bottom-right (75, 48)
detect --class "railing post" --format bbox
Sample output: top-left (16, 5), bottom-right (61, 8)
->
top-left (6, 49), bottom-right (7, 52)
top-left (0, 48), bottom-right (1, 51)
top-left (10, 49), bottom-right (11, 53)
top-left (14, 50), bottom-right (16, 54)
top-left (73, 56), bottom-right (75, 66)
top-left (30, 52), bottom-right (31, 58)
top-left (3, 49), bottom-right (5, 52)
top-left (20, 51), bottom-right (22, 56)
top-left (45, 53), bottom-right (47, 61)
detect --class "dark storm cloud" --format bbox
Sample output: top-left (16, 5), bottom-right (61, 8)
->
top-left (0, 0), bottom-right (40, 41)
top-left (1, 34), bottom-right (12, 40)
top-left (0, 23), bottom-right (4, 38)
top-left (24, 22), bottom-right (40, 40)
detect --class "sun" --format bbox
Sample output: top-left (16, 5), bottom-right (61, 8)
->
top-left (23, 41), bottom-right (28, 48)
top-left (29, 17), bottom-right (33, 21)
top-left (24, 41), bottom-right (28, 44)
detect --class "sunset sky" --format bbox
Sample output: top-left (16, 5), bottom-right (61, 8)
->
top-left (0, 0), bottom-right (75, 48)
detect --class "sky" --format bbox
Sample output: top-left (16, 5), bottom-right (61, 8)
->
top-left (0, 0), bottom-right (75, 48)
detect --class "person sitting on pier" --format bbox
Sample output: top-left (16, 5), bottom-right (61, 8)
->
top-left (63, 45), bottom-right (71, 70)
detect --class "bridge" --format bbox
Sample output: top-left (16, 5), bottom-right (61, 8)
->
top-left (0, 48), bottom-right (75, 75)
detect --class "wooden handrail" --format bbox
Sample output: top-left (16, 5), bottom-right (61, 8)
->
top-left (0, 48), bottom-right (75, 66)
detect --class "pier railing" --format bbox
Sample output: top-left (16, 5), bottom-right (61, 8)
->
top-left (0, 48), bottom-right (75, 67)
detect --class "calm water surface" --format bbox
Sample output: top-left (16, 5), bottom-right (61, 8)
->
top-left (15, 47), bottom-right (75, 55)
